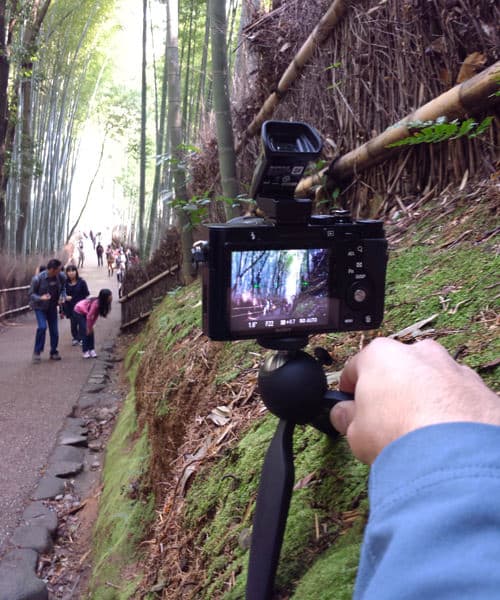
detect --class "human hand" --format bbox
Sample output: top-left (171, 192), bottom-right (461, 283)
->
top-left (330, 338), bottom-right (500, 464)
top-left (66, 295), bottom-right (72, 302)
top-left (41, 293), bottom-right (51, 300)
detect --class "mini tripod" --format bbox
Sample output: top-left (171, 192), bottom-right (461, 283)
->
top-left (246, 336), bottom-right (353, 600)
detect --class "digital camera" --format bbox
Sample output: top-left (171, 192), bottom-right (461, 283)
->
top-left (198, 121), bottom-right (388, 343)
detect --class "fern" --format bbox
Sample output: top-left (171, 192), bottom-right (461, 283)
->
top-left (387, 116), bottom-right (493, 148)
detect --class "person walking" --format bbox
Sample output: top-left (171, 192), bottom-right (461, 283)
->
top-left (63, 265), bottom-right (90, 346)
top-left (74, 289), bottom-right (112, 359)
top-left (77, 240), bottom-right (85, 269)
top-left (96, 242), bottom-right (104, 267)
top-left (105, 245), bottom-right (114, 276)
top-left (29, 258), bottom-right (66, 363)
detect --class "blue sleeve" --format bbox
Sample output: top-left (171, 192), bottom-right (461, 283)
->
top-left (355, 423), bottom-right (500, 600)
top-left (28, 274), bottom-right (40, 302)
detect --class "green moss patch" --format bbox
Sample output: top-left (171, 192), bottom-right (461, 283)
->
top-left (184, 416), bottom-right (367, 599)
top-left (87, 346), bottom-right (154, 599)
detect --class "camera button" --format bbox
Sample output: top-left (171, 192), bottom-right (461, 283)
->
top-left (353, 288), bottom-right (368, 303)
top-left (348, 283), bottom-right (371, 309)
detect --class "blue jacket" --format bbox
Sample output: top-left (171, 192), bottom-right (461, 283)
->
top-left (29, 270), bottom-right (66, 310)
top-left (355, 423), bottom-right (500, 599)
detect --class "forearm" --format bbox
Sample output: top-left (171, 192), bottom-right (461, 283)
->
top-left (355, 423), bottom-right (500, 599)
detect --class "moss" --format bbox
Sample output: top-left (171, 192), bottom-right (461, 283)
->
top-left (87, 348), bottom-right (155, 598)
top-left (384, 244), bottom-right (499, 390)
top-left (151, 282), bottom-right (202, 352)
top-left (214, 339), bottom-right (260, 385)
top-left (291, 522), bottom-right (363, 600)
top-left (184, 416), bottom-right (368, 599)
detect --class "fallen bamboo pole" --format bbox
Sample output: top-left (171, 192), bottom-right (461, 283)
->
top-left (295, 60), bottom-right (500, 195)
top-left (244, 0), bottom-right (348, 139)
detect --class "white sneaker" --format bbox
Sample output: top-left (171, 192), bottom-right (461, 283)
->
top-left (83, 351), bottom-right (91, 358)
top-left (89, 350), bottom-right (98, 358)
top-left (72, 339), bottom-right (79, 346)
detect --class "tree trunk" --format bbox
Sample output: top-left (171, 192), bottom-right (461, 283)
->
top-left (167, 0), bottom-right (193, 284)
top-left (145, 1), bottom-right (170, 258)
top-left (0, 3), bottom-right (9, 250)
top-left (138, 0), bottom-right (148, 257)
top-left (209, 0), bottom-right (239, 220)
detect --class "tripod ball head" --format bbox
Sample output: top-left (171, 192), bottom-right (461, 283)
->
top-left (258, 350), bottom-right (327, 424)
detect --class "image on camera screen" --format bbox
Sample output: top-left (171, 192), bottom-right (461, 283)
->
top-left (230, 248), bottom-right (329, 334)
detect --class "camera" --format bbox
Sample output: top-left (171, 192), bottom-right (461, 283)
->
top-left (199, 121), bottom-right (388, 343)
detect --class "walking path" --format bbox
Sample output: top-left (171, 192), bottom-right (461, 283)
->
top-left (0, 253), bottom-right (121, 552)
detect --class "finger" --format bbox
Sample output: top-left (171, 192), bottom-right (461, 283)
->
top-left (339, 354), bottom-right (360, 394)
top-left (330, 401), bottom-right (356, 435)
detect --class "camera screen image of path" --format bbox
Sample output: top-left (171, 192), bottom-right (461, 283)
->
top-left (230, 248), bottom-right (329, 334)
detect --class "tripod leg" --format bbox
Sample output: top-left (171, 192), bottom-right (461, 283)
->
top-left (246, 418), bottom-right (295, 600)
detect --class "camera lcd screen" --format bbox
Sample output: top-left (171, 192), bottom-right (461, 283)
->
top-left (230, 248), bottom-right (330, 335)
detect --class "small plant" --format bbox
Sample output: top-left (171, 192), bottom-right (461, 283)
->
top-left (387, 116), bottom-right (494, 148)
top-left (168, 195), bottom-right (211, 227)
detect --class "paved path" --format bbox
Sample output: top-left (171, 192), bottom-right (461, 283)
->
top-left (0, 253), bottom-right (121, 551)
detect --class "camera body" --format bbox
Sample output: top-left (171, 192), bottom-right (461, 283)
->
top-left (199, 120), bottom-right (388, 342)
top-left (202, 213), bottom-right (387, 341)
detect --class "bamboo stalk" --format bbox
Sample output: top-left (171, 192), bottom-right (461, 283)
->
top-left (296, 61), bottom-right (500, 195)
top-left (244, 0), bottom-right (348, 138)
top-left (118, 265), bottom-right (180, 303)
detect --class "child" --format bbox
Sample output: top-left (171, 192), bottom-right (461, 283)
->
top-left (74, 289), bottom-right (112, 358)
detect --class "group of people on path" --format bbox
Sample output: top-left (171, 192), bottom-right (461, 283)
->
top-left (28, 258), bottom-right (112, 363)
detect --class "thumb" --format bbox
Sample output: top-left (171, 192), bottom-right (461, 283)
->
top-left (330, 401), bottom-right (356, 435)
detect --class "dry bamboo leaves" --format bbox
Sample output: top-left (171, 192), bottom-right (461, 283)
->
top-left (389, 314), bottom-right (439, 340)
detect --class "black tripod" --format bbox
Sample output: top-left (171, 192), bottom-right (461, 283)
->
top-left (246, 337), bottom-right (353, 600)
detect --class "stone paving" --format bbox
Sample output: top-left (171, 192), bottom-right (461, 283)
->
top-left (0, 259), bottom-right (122, 599)
top-left (0, 343), bottom-right (120, 599)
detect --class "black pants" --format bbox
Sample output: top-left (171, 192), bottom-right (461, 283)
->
top-left (69, 311), bottom-right (83, 341)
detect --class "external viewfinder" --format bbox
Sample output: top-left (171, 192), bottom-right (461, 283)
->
top-left (249, 121), bottom-right (322, 201)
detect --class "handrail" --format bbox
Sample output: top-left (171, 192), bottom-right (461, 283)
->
top-left (0, 304), bottom-right (30, 319)
top-left (0, 285), bottom-right (30, 293)
top-left (0, 284), bottom-right (31, 320)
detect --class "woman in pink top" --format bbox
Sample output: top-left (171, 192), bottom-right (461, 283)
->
top-left (74, 289), bottom-right (112, 358)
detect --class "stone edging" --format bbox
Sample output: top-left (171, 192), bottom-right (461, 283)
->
top-left (0, 342), bottom-right (119, 600)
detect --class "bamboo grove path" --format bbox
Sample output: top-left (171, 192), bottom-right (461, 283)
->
top-left (0, 243), bottom-right (121, 551)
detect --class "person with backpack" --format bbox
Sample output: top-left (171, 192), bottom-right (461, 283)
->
top-left (74, 289), bottom-right (112, 358)
top-left (29, 258), bottom-right (66, 363)
top-left (63, 265), bottom-right (90, 346)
